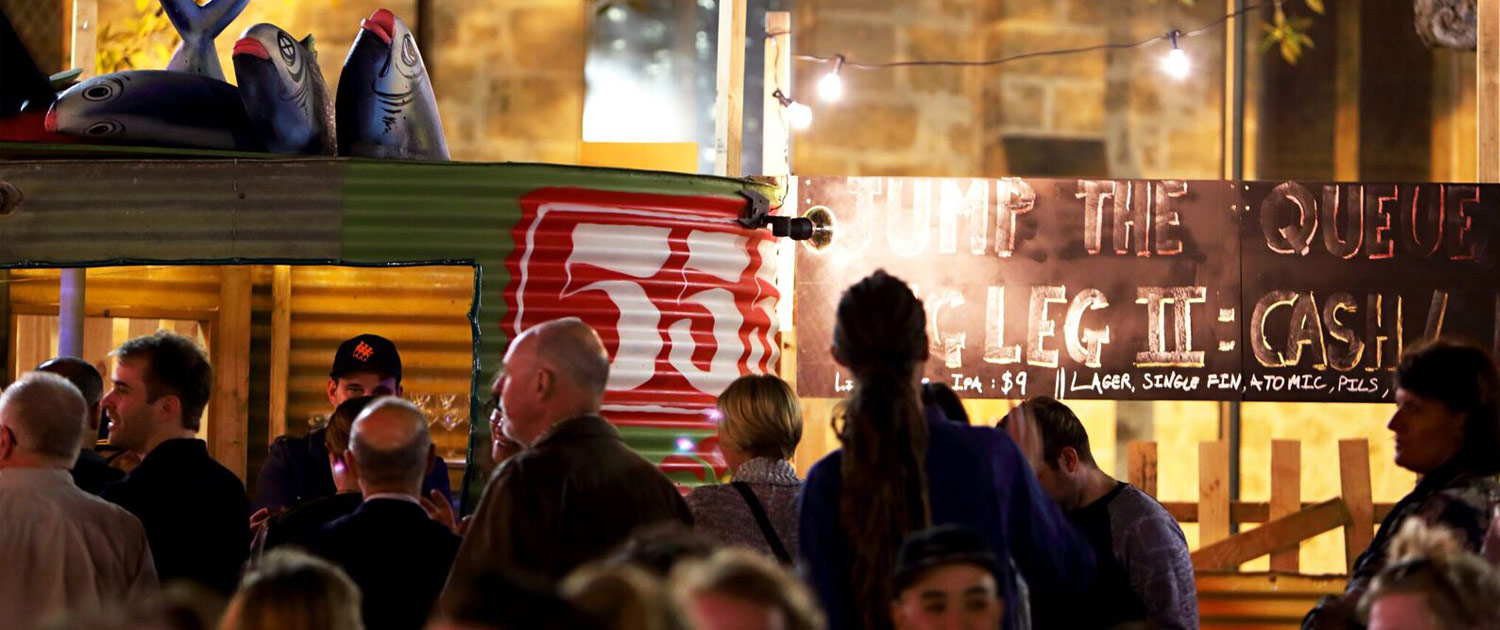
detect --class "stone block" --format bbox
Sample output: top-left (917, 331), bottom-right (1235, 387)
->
top-left (985, 78), bottom-right (1047, 132)
top-left (1051, 82), bottom-right (1105, 134)
top-left (510, 5), bottom-right (587, 70)
top-left (988, 0), bottom-right (1063, 22)
top-left (983, 23), bottom-right (1106, 79)
top-left (805, 18), bottom-right (898, 68)
top-left (805, 102), bottom-right (919, 154)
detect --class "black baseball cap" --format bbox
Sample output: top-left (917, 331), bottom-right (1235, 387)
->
top-left (891, 525), bottom-right (1002, 595)
top-left (329, 334), bottom-right (402, 381)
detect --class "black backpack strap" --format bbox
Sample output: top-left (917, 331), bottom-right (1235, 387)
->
top-left (731, 481), bottom-right (792, 564)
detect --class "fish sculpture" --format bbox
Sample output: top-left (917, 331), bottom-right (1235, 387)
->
top-left (337, 9), bottom-right (449, 160)
top-left (160, 0), bottom-right (251, 81)
top-left (233, 24), bottom-right (336, 155)
top-left (46, 71), bottom-right (264, 152)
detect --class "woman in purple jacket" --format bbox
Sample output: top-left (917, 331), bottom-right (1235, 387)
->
top-left (798, 270), bottom-right (1096, 630)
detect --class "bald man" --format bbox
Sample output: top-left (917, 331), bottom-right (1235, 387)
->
top-left (36, 357), bottom-right (125, 494)
top-left (308, 397), bottom-right (460, 630)
top-left (0, 372), bottom-right (157, 628)
top-left (440, 318), bottom-right (691, 608)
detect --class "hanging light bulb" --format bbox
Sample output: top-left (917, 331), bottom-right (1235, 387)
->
top-left (817, 55), bottom-right (845, 102)
top-left (774, 89), bottom-right (813, 130)
top-left (1162, 31), bottom-right (1189, 80)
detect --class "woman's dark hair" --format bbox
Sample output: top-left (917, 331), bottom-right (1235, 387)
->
top-left (1394, 339), bottom-right (1500, 474)
top-left (324, 395), bottom-right (377, 457)
top-left (921, 382), bottom-right (969, 424)
top-left (831, 269), bottom-right (932, 630)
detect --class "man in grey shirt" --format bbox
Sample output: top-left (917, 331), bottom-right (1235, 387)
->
top-left (1005, 396), bottom-right (1198, 630)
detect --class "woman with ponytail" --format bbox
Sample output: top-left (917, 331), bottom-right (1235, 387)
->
top-left (798, 270), bottom-right (1096, 630)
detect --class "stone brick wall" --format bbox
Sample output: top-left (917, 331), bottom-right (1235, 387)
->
top-left (792, 0), bottom-right (1226, 180)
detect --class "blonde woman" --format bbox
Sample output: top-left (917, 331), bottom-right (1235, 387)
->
top-left (671, 548), bottom-right (824, 630)
top-left (219, 549), bottom-right (362, 630)
top-left (687, 374), bottom-right (803, 563)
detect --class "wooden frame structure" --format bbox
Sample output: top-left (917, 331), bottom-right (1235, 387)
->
top-left (1129, 438), bottom-right (1389, 573)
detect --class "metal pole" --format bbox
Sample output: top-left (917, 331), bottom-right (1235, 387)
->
top-left (1224, 0), bottom-right (1246, 532)
top-left (58, 269), bottom-right (84, 357)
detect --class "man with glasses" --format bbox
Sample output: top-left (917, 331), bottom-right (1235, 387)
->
top-left (439, 318), bottom-right (690, 610)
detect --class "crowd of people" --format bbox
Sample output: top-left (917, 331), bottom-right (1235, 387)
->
top-left (1, 269), bottom-right (1499, 630)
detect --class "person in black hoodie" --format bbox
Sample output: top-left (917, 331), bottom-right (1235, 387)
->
top-left (100, 331), bottom-right (249, 595)
top-left (309, 396), bottom-right (460, 630)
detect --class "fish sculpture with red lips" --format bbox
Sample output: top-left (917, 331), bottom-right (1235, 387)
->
top-left (336, 9), bottom-right (449, 160)
top-left (233, 23), bottom-right (336, 155)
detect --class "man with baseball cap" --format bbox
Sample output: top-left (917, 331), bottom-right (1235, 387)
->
top-left (253, 334), bottom-right (451, 512)
top-left (890, 525), bottom-right (1010, 630)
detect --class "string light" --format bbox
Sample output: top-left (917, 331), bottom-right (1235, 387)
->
top-left (1162, 30), bottom-right (1189, 80)
top-left (791, 1), bottom-right (1267, 71)
top-left (816, 54), bottom-right (844, 103)
top-left (772, 89), bottom-right (813, 130)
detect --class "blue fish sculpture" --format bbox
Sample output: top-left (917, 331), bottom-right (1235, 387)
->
top-left (337, 9), bottom-right (449, 160)
top-left (233, 24), bottom-right (336, 155)
top-left (160, 0), bottom-right (250, 81)
top-left (46, 71), bottom-right (263, 151)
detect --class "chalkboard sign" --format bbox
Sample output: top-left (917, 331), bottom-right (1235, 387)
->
top-left (793, 177), bottom-right (1499, 402)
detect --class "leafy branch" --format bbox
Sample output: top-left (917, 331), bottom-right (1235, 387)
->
top-left (1260, 0), bottom-right (1323, 64)
top-left (95, 0), bottom-right (179, 74)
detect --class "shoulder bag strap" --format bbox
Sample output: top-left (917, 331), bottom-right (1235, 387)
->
top-left (731, 481), bottom-right (793, 564)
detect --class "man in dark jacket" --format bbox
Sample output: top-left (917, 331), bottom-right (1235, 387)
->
top-left (36, 357), bottom-right (123, 494)
top-left (253, 333), bottom-right (449, 512)
top-left (309, 397), bottom-right (459, 630)
top-left (439, 318), bottom-right (691, 612)
top-left (100, 332), bottom-right (249, 595)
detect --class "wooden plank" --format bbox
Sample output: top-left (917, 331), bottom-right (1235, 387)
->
top-left (761, 12), bottom-right (791, 179)
top-left (1481, 0), bottom-right (1500, 181)
top-left (1128, 441), bottom-right (1158, 498)
top-left (268, 265), bottom-right (291, 445)
top-left (210, 267), bottom-right (252, 481)
top-left (712, 0), bottom-right (747, 176)
top-left (1162, 501), bottom-right (1393, 524)
top-left (1339, 439), bottom-right (1374, 571)
top-left (71, 0), bottom-right (97, 79)
top-left (1191, 499), bottom-right (1350, 571)
top-left (1200, 440), bottom-right (1232, 548)
top-left (1333, 0), bottom-right (1361, 180)
top-left (1269, 439), bottom-right (1301, 572)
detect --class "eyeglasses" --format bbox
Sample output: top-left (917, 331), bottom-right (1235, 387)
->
top-left (482, 398), bottom-right (501, 425)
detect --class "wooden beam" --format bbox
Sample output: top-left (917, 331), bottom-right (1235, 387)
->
top-left (1340, 439), bottom-right (1374, 571)
top-left (70, 0), bottom-right (98, 79)
top-left (1192, 498), bottom-right (1350, 571)
top-left (1269, 439), bottom-right (1301, 572)
top-left (1162, 501), bottom-right (1394, 524)
top-left (712, 0), bottom-right (747, 176)
top-left (210, 267), bottom-right (252, 481)
top-left (1481, 0), bottom-right (1500, 181)
top-left (1200, 440), bottom-right (1232, 548)
top-left (268, 265), bottom-right (291, 445)
top-left (1128, 441), bottom-right (1158, 499)
top-left (1333, 0), bottom-right (1361, 180)
top-left (762, 12), bottom-right (792, 179)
